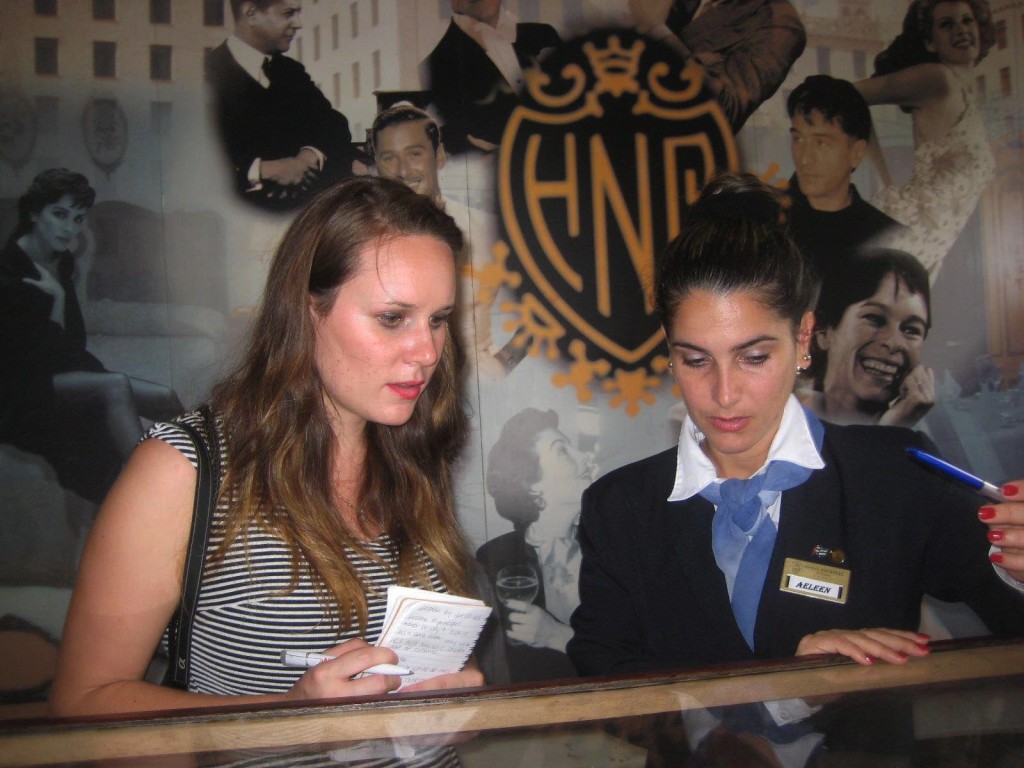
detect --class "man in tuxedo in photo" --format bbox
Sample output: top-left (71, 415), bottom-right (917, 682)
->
top-left (205, 0), bottom-right (352, 212)
top-left (420, 0), bottom-right (560, 155)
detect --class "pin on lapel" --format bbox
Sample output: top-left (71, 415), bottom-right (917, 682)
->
top-left (810, 545), bottom-right (846, 565)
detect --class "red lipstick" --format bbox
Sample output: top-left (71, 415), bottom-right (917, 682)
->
top-left (387, 381), bottom-right (424, 401)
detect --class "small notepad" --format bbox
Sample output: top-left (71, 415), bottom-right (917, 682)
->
top-left (375, 586), bottom-right (492, 688)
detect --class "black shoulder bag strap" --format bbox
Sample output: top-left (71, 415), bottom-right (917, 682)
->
top-left (165, 405), bottom-right (220, 690)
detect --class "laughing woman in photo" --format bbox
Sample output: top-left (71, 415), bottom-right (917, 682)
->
top-left (802, 248), bottom-right (935, 428)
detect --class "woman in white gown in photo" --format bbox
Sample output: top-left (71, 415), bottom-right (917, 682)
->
top-left (855, 0), bottom-right (996, 280)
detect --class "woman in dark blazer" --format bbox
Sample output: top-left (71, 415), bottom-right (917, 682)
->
top-left (568, 171), bottom-right (1024, 760)
top-left (570, 173), bottom-right (1024, 675)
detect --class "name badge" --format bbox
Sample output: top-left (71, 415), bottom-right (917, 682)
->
top-left (780, 557), bottom-right (850, 604)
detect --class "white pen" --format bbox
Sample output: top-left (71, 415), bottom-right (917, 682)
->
top-left (280, 650), bottom-right (411, 675)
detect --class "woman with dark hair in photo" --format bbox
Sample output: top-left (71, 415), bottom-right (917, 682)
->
top-left (802, 248), bottom-right (934, 429)
top-left (854, 0), bottom-right (996, 279)
top-left (477, 408), bottom-right (597, 681)
top-left (569, 172), bottom-right (1024, 760)
top-left (50, 178), bottom-right (483, 746)
top-left (0, 168), bottom-right (183, 505)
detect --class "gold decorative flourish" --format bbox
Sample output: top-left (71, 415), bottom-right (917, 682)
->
top-left (500, 292), bottom-right (565, 360)
top-left (524, 64), bottom-right (589, 110)
top-left (641, 58), bottom-right (705, 106)
top-left (759, 162), bottom-right (787, 189)
top-left (552, 340), bottom-right (613, 402)
top-left (754, 162), bottom-right (795, 220)
top-left (472, 240), bottom-right (521, 305)
top-left (602, 367), bottom-right (662, 417)
top-left (583, 36), bottom-right (644, 98)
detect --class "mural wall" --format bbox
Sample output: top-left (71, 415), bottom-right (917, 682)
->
top-left (1, 0), bottom-right (1022, 702)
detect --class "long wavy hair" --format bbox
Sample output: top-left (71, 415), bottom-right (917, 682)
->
top-left (210, 176), bottom-right (471, 632)
top-left (874, 0), bottom-right (995, 76)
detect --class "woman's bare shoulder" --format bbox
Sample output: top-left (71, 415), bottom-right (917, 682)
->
top-left (95, 437), bottom-right (198, 539)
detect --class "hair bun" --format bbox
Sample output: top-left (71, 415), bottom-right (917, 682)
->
top-left (686, 172), bottom-right (784, 227)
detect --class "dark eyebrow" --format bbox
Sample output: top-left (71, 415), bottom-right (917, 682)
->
top-left (858, 299), bottom-right (928, 326)
top-left (671, 335), bottom-right (780, 355)
top-left (897, 310), bottom-right (929, 327)
top-left (858, 300), bottom-right (890, 312)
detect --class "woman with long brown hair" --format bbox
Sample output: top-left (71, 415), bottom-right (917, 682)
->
top-left (51, 177), bottom-right (482, 729)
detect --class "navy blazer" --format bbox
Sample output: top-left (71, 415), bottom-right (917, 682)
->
top-left (568, 423), bottom-right (1024, 676)
top-left (420, 20), bottom-right (560, 155)
top-left (205, 42), bottom-right (352, 211)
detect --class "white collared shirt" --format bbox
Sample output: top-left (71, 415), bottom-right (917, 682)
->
top-left (226, 35), bottom-right (271, 88)
top-left (667, 394), bottom-right (825, 529)
top-left (668, 395), bottom-right (824, 598)
top-left (452, 8), bottom-right (525, 92)
top-left (667, 395), bottom-right (1024, 596)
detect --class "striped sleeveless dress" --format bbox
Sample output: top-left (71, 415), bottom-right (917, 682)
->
top-left (149, 410), bottom-right (460, 767)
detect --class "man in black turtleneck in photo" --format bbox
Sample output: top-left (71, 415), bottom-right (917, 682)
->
top-left (785, 75), bottom-right (905, 282)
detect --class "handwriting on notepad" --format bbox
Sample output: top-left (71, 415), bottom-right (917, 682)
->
top-left (375, 586), bottom-right (492, 688)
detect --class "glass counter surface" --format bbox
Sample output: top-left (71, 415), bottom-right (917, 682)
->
top-left (1, 636), bottom-right (1022, 767)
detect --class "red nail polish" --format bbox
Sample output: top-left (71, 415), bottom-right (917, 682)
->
top-left (979, 507), bottom-right (996, 520)
top-left (991, 552), bottom-right (1004, 564)
top-left (1003, 483), bottom-right (1019, 496)
top-left (917, 643), bottom-right (931, 653)
top-left (989, 530), bottom-right (1004, 542)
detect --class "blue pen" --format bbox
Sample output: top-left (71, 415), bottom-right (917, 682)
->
top-left (906, 448), bottom-right (1007, 502)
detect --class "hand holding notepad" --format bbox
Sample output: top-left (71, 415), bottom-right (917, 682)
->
top-left (374, 586), bottom-right (492, 688)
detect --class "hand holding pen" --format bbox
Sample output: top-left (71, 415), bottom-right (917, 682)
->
top-left (282, 650), bottom-right (411, 676)
top-left (979, 480), bottom-right (1024, 583)
top-left (282, 638), bottom-right (407, 702)
top-left (906, 449), bottom-right (1024, 583)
